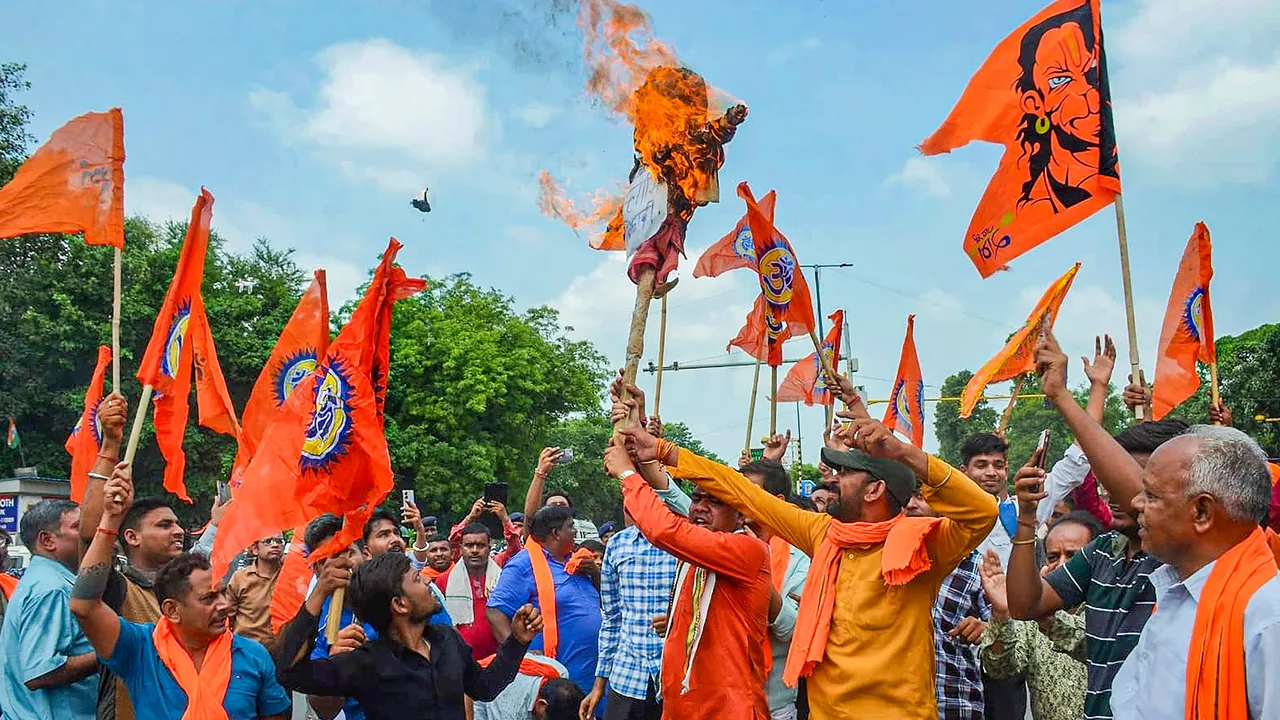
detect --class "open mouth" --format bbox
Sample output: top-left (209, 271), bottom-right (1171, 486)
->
top-left (690, 516), bottom-right (710, 527)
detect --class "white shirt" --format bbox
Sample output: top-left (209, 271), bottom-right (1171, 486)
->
top-left (1110, 558), bottom-right (1280, 719)
top-left (977, 497), bottom-right (1016, 568)
top-left (472, 654), bottom-right (568, 720)
top-left (1035, 443), bottom-right (1094, 527)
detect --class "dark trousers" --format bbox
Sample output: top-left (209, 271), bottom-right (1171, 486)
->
top-left (603, 680), bottom-right (662, 720)
top-left (982, 673), bottom-right (1027, 720)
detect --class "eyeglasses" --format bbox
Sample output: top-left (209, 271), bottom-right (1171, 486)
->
top-left (260, 538), bottom-right (285, 546)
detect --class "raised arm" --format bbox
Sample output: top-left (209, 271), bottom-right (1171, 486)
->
top-left (463, 605), bottom-right (539, 702)
top-left (79, 393), bottom-right (127, 551)
top-left (1037, 327), bottom-right (1142, 514)
top-left (522, 448), bottom-right (564, 537)
top-left (1004, 455), bottom-right (1068, 620)
top-left (606, 441), bottom-right (768, 582)
top-left (71, 461), bottom-right (137, 661)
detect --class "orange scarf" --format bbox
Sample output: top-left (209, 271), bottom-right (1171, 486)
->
top-left (1185, 527), bottom-right (1280, 720)
top-left (0, 573), bottom-right (17, 601)
top-left (782, 513), bottom-right (941, 687)
top-left (420, 562), bottom-right (453, 583)
top-left (564, 547), bottom-right (596, 575)
top-left (761, 535), bottom-right (792, 676)
top-left (478, 653), bottom-right (564, 683)
top-left (525, 538), bottom-right (560, 658)
top-left (152, 617), bottom-right (233, 720)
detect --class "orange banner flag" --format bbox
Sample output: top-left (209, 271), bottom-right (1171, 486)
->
top-left (961, 263), bottom-right (1080, 417)
top-left (136, 189), bottom-right (238, 501)
top-left (727, 295), bottom-right (801, 367)
top-left (919, 0), bottom-right (1120, 277)
top-left (1152, 223), bottom-right (1215, 420)
top-left (269, 524), bottom-right (314, 633)
top-left (693, 190), bottom-right (776, 278)
top-left (229, 271), bottom-right (331, 489)
top-left (0, 109), bottom-right (125, 248)
top-left (64, 346), bottom-right (112, 502)
top-left (776, 310), bottom-right (844, 405)
top-left (212, 238), bottom-right (424, 579)
top-left (739, 183), bottom-right (815, 340)
top-left (884, 315), bottom-right (926, 448)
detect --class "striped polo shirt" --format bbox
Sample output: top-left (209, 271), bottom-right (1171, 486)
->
top-left (1044, 531), bottom-right (1159, 720)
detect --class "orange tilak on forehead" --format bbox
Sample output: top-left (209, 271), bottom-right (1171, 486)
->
top-left (1034, 22), bottom-right (1091, 80)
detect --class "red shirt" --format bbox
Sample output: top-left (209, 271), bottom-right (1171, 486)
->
top-left (434, 571), bottom-right (498, 660)
top-left (622, 474), bottom-right (772, 720)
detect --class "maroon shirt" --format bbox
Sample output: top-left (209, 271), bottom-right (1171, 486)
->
top-left (435, 571), bottom-right (499, 660)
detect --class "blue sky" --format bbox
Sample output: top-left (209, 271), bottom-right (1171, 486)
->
top-left (8, 0), bottom-right (1279, 463)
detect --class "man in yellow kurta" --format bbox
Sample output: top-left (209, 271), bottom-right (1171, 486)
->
top-left (619, 417), bottom-right (998, 720)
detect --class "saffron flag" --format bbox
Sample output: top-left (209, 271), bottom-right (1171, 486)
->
top-left (776, 310), bottom-right (844, 405)
top-left (693, 190), bottom-right (777, 278)
top-left (269, 524), bottom-right (314, 633)
top-left (212, 238), bottom-right (424, 579)
top-left (961, 263), bottom-right (1080, 417)
top-left (737, 182), bottom-right (816, 366)
top-left (727, 295), bottom-right (801, 366)
top-left (136, 189), bottom-right (239, 501)
top-left (1152, 223), bottom-right (1215, 420)
top-left (0, 109), bottom-right (125, 248)
top-left (919, 0), bottom-right (1120, 277)
top-left (64, 346), bottom-right (112, 502)
top-left (884, 315), bottom-right (926, 448)
top-left (229, 271), bottom-right (331, 488)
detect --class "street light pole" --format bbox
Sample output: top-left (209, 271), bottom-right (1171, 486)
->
top-left (802, 263), bottom-right (853, 340)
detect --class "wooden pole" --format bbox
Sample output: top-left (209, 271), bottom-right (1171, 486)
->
top-left (745, 358), bottom-right (761, 454)
top-left (615, 269), bottom-right (657, 432)
top-left (997, 374), bottom-right (1027, 437)
top-left (1209, 361), bottom-right (1222, 424)
top-left (112, 248), bottom-right (122, 392)
top-left (653, 294), bottom-right (668, 418)
top-left (1114, 195), bottom-right (1144, 421)
top-left (325, 589), bottom-right (345, 644)
top-left (122, 385), bottom-right (153, 465)
top-left (770, 365), bottom-right (779, 435)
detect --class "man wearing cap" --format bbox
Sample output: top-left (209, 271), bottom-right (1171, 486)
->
top-left (617, 417), bottom-right (997, 720)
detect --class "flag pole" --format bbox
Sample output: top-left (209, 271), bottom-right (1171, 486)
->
top-left (653, 294), bottom-right (669, 418)
top-left (615, 269), bottom-right (657, 432)
top-left (1114, 195), bottom-right (1144, 420)
top-left (123, 385), bottom-right (153, 465)
top-left (112, 248), bottom-right (122, 392)
top-left (745, 357), bottom-right (761, 455)
top-left (326, 591), bottom-right (345, 644)
top-left (1209, 361), bottom-right (1222, 424)
top-left (997, 374), bottom-right (1027, 437)
top-left (770, 364), bottom-right (779, 435)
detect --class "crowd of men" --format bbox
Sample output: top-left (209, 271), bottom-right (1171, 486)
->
top-left (1, 329), bottom-right (1278, 720)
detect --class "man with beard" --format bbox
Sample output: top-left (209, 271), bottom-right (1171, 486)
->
top-left (436, 524), bottom-right (502, 661)
top-left (1006, 328), bottom-right (1189, 719)
top-left (419, 535), bottom-right (455, 582)
top-left (70, 464), bottom-right (291, 720)
top-left (275, 552), bottom-right (543, 720)
top-left (226, 533), bottom-right (284, 645)
top-left (808, 483), bottom-right (839, 516)
top-left (0, 500), bottom-right (98, 720)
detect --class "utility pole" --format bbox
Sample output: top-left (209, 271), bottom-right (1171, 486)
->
top-left (803, 263), bottom-right (853, 340)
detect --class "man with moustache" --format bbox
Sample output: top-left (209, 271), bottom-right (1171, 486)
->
top-left (226, 533), bottom-right (285, 645)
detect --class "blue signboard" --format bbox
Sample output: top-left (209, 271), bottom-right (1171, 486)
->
top-left (798, 480), bottom-right (816, 498)
top-left (0, 495), bottom-right (16, 534)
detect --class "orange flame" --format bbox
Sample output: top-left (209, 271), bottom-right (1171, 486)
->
top-left (537, 0), bottom-right (743, 249)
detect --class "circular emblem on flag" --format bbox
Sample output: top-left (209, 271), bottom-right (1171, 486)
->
top-left (160, 300), bottom-right (193, 379)
top-left (758, 247), bottom-right (796, 306)
top-left (273, 350), bottom-right (319, 407)
top-left (71, 405), bottom-right (103, 445)
top-left (765, 306), bottom-right (785, 340)
top-left (1183, 287), bottom-right (1206, 343)
top-left (300, 362), bottom-right (354, 472)
top-left (733, 226), bottom-right (755, 260)
top-left (894, 380), bottom-right (912, 421)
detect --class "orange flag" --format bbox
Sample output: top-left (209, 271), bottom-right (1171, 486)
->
top-left (776, 310), bottom-right (844, 405)
top-left (884, 315), bottom-right (926, 448)
top-left (229, 271), bottom-right (331, 489)
top-left (269, 524), bottom-right (314, 633)
top-left (961, 263), bottom-right (1080, 417)
top-left (64, 346), bottom-right (112, 502)
top-left (212, 238), bottom-right (424, 579)
top-left (727, 295), bottom-right (801, 367)
top-left (136, 189), bottom-right (238, 501)
top-left (737, 182), bottom-right (816, 366)
top-left (0, 109), bottom-right (125, 248)
top-left (919, 0), bottom-right (1120, 277)
top-left (693, 190), bottom-right (776, 278)
top-left (1152, 223), bottom-right (1215, 420)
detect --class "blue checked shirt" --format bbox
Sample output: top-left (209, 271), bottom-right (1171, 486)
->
top-left (932, 550), bottom-right (991, 720)
top-left (595, 525), bottom-right (679, 700)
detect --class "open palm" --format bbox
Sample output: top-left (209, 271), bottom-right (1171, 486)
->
top-left (978, 549), bottom-right (1009, 621)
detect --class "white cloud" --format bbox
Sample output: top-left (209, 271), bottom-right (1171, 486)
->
top-left (886, 157), bottom-right (952, 198)
top-left (125, 177), bottom-right (198, 225)
top-left (295, 252), bottom-right (367, 308)
top-left (1110, 0), bottom-right (1280, 186)
top-left (767, 37), bottom-right (823, 64)
top-left (250, 38), bottom-right (496, 194)
top-left (513, 103), bottom-right (561, 129)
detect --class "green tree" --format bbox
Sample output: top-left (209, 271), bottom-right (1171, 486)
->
top-left (1164, 324), bottom-right (1280, 456)
top-left (381, 274), bottom-right (610, 521)
top-left (933, 370), bottom-right (999, 466)
top-left (0, 62), bottom-right (33, 184)
top-left (0, 222), bottom-right (309, 525)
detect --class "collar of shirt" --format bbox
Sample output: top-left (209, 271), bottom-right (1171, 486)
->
top-left (27, 554), bottom-right (75, 583)
top-left (1149, 560), bottom-right (1216, 603)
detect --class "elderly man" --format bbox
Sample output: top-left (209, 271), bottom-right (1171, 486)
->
top-left (1108, 426), bottom-right (1279, 719)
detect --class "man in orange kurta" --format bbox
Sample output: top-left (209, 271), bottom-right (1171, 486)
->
top-left (604, 441), bottom-right (772, 720)
top-left (619, 418), bottom-right (998, 720)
